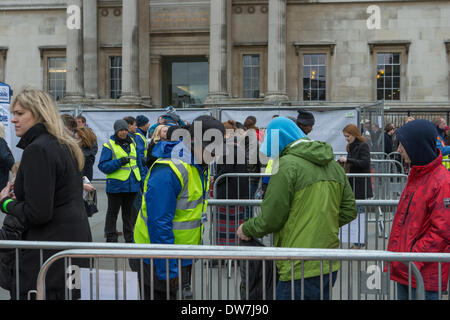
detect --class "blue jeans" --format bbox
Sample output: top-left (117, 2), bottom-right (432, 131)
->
top-left (276, 271), bottom-right (338, 300)
top-left (396, 283), bottom-right (438, 300)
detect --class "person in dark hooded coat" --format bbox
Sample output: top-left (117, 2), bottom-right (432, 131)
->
top-left (386, 119), bottom-right (450, 300)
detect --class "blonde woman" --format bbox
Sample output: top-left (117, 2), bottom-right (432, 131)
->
top-left (0, 88), bottom-right (92, 300)
top-left (146, 124), bottom-right (169, 168)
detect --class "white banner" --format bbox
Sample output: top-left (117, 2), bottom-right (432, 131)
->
top-left (84, 109), bottom-right (212, 180)
top-left (0, 83), bottom-right (17, 162)
top-left (5, 104), bottom-right (358, 180)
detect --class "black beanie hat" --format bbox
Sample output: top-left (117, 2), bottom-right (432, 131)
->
top-left (297, 109), bottom-right (315, 127)
top-left (189, 115), bottom-right (225, 148)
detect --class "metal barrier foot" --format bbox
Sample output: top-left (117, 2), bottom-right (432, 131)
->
top-left (182, 284), bottom-right (193, 300)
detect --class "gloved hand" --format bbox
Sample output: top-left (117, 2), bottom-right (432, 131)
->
top-left (120, 157), bottom-right (131, 165)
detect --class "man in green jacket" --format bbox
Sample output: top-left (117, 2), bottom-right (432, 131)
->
top-left (237, 117), bottom-right (357, 300)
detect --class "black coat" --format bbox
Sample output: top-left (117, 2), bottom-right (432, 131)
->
top-left (0, 137), bottom-right (14, 190)
top-left (346, 139), bottom-right (373, 199)
top-left (384, 132), bottom-right (393, 155)
top-left (0, 215), bottom-right (26, 292)
top-left (215, 140), bottom-right (250, 199)
top-left (81, 141), bottom-right (97, 181)
top-left (1, 123), bottom-right (92, 299)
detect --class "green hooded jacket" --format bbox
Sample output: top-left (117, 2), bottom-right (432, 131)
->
top-left (242, 138), bottom-right (357, 281)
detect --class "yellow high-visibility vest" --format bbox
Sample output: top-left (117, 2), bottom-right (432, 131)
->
top-left (103, 139), bottom-right (141, 182)
top-left (135, 131), bottom-right (148, 158)
top-left (265, 159), bottom-right (273, 174)
top-left (134, 158), bottom-right (210, 245)
top-left (444, 155), bottom-right (450, 169)
top-left (438, 136), bottom-right (450, 169)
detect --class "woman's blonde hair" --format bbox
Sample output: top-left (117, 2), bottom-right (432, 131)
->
top-left (10, 87), bottom-right (85, 171)
top-left (151, 125), bottom-right (168, 144)
top-left (0, 122), bottom-right (5, 139)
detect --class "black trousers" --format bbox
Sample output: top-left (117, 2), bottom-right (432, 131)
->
top-left (105, 192), bottom-right (137, 243)
top-left (129, 259), bottom-right (192, 300)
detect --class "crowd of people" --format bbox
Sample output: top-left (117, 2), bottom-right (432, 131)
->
top-left (0, 87), bottom-right (448, 301)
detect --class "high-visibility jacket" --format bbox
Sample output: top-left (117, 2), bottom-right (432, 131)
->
top-left (135, 131), bottom-right (148, 158)
top-left (103, 139), bottom-right (141, 182)
top-left (134, 158), bottom-right (210, 245)
top-left (437, 136), bottom-right (450, 169)
top-left (444, 155), bottom-right (450, 169)
top-left (265, 159), bottom-right (273, 174)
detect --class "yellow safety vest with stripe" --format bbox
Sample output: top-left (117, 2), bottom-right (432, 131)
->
top-left (134, 158), bottom-right (210, 245)
top-left (135, 131), bottom-right (148, 158)
top-left (265, 159), bottom-right (273, 174)
top-left (444, 155), bottom-right (450, 169)
top-left (103, 139), bottom-right (141, 181)
top-left (264, 158), bottom-right (279, 175)
top-left (438, 136), bottom-right (450, 169)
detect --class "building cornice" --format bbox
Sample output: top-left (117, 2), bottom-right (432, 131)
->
top-left (0, 0), bottom-right (67, 11)
top-left (293, 42), bottom-right (336, 55)
top-left (286, 0), bottom-right (450, 4)
top-left (368, 40), bottom-right (411, 54)
top-left (38, 46), bottom-right (66, 58)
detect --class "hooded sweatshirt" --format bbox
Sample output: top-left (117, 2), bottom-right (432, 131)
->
top-left (395, 119), bottom-right (439, 166)
top-left (386, 120), bottom-right (450, 292)
top-left (260, 117), bottom-right (306, 158)
top-left (242, 128), bottom-right (357, 281)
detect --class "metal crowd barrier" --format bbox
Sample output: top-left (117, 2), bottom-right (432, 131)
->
top-left (209, 173), bottom-right (406, 249)
top-left (33, 246), bottom-right (450, 301)
top-left (0, 241), bottom-right (225, 300)
top-left (207, 199), bottom-right (399, 252)
top-left (371, 159), bottom-right (405, 174)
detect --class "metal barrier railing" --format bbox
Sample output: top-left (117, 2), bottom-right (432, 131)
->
top-left (212, 173), bottom-right (407, 201)
top-left (34, 246), bottom-right (450, 301)
top-left (371, 159), bottom-right (405, 174)
top-left (207, 198), bottom-right (399, 250)
top-left (0, 241), bottom-right (236, 300)
top-left (210, 173), bottom-right (405, 248)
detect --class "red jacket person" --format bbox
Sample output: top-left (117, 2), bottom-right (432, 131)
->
top-left (387, 119), bottom-right (450, 300)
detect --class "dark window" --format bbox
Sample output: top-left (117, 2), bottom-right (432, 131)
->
top-left (243, 55), bottom-right (260, 98)
top-left (162, 57), bottom-right (208, 108)
top-left (376, 53), bottom-right (400, 101)
top-left (303, 54), bottom-right (326, 101)
top-left (110, 56), bottom-right (122, 99)
top-left (48, 57), bottom-right (66, 101)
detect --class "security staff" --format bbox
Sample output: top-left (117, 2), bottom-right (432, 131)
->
top-left (135, 115), bottom-right (150, 172)
top-left (98, 119), bottom-right (144, 243)
top-left (132, 115), bottom-right (225, 300)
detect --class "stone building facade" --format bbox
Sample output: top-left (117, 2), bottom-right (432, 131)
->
top-left (0, 0), bottom-right (449, 109)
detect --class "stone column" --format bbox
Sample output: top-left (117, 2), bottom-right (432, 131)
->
top-left (205, 0), bottom-right (228, 104)
top-left (65, 0), bottom-right (84, 101)
top-left (139, 0), bottom-right (152, 105)
top-left (83, 0), bottom-right (98, 99)
top-left (150, 55), bottom-right (162, 107)
top-left (121, 0), bottom-right (141, 102)
top-left (265, 0), bottom-right (288, 102)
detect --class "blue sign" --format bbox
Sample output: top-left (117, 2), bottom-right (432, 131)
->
top-left (0, 82), bottom-right (12, 104)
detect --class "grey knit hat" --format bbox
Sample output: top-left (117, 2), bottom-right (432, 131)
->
top-left (114, 119), bottom-right (129, 133)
